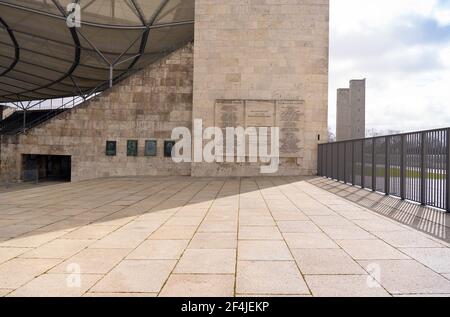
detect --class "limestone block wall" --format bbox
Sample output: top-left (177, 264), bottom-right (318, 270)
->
top-left (192, 0), bottom-right (329, 176)
top-left (0, 43), bottom-right (194, 182)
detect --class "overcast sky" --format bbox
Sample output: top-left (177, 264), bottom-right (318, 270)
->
top-left (329, 0), bottom-right (450, 134)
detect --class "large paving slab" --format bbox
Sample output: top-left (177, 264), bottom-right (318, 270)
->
top-left (0, 176), bottom-right (449, 297)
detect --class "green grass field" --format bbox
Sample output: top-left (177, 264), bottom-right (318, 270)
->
top-left (355, 166), bottom-right (447, 180)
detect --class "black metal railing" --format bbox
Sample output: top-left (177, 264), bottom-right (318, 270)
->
top-left (318, 127), bottom-right (450, 212)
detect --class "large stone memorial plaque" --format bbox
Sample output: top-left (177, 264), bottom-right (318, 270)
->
top-left (276, 100), bottom-right (304, 157)
top-left (214, 99), bottom-right (304, 159)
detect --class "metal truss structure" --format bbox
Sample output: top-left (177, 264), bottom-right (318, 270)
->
top-left (0, 0), bottom-right (195, 106)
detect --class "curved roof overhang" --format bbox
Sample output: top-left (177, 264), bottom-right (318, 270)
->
top-left (0, 0), bottom-right (195, 103)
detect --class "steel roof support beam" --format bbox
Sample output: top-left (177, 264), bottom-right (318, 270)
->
top-left (7, 28), bottom-right (139, 57)
top-left (129, 0), bottom-right (147, 25)
top-left (115, 0), bottom-right (170, 85)
top-left (0, 40), bottom-right (128, 72)
top-left (0, 63), bottom-right (96, 91)
top-left (0, 17), bottom-right (19, 77)
top-left (1, 0), bottom-right (82, 99)
top-left (0, 81), bottom-right (54, 99)
top-left (0, 75), bottom-right (72, 95)
top-left (0, 0), bottom-right (193, 30)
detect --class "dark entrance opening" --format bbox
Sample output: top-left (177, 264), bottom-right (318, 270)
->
top-left (22, 154), bottom-right (71, 182)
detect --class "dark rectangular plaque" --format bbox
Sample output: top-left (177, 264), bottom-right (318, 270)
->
top-left (127, 140), bottom-right (138, 157)
top-left (105, 141), bottom-right (117, 156)
top-left (145, 140), bottom-right (157, 157)
top-left (164, 140), bottom-right (176, 158)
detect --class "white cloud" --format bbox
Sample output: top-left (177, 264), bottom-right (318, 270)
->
top-left (329, 0), bottom-right (450, 134)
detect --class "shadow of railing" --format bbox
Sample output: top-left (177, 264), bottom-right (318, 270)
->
top-left (309, 177), bottom-right (450, 242)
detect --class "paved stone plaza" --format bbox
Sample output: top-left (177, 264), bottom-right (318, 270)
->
top-left (1, 176), bottom-right (450, 297)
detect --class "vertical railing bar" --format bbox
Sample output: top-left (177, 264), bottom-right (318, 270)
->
top-left (421, 132), bottom-right (427, 205)
top-left (417, 134), bottom-right (420, 202)
top-left (385, 136), bottom-right (390, 195)
top-left (439, 131), bottom-right (442, 208)
top-left (339, 143), bottom-right (342, 182)
top-left (323, 145), bottom-right (326, 177)
top-left (372, 138), bottom-right (376, 191)
top-left (321, 145), bottom-right (323, 177)
top-left (400, 134), bottom-right (406, 200)
top-left (318, 145), bottom-right (321, 176)
top-left (437, 131), bottom-right (440, 208)
top-left (329, 144), bottom-right (332, 179)
top-left (336, 143), bottom-right (338, 180)
top-left (331, 144), bottom-right (334, 180)
top-left (328, 144), bottom-right (330, 178)
top-left (447, 128), bottom-right (450, 212)
top-left (317, 145), bottom-right (320, 176)
top-left (336, 144), bottom-right (338, 181)
top-left (442, 131), bottom-right (446, 209)
top-left (334, 143), bottom-right (337, 180)
top-left (361, 140), bottom-right (365, 189)
top-left (437, 132), bottom-right (440, 208)
top-left (434, 132), bottom-right (436, 207)
top-left (328, 144), bottom-right (331, 179)
top-left (352, 141), bottom-right (355, 186)
top-left (338, 143), bottom-right (341, 181)
top-left (333, 144), bottom-right (337, 180)
top-left (432, 132), bottom-right (434, 206)
top-left (343, 142), bottom-right (347, 184)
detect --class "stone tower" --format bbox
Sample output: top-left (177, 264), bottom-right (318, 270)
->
top-left (192, 0), bottom-right (330, 176)
top-left (336, 79), bottom-right (366, 141)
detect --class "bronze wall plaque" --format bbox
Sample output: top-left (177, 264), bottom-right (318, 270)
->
top-left (145, 140), bottom-right (157, 157)
top-left (106, 141), bottom-right (117, 156)
top-left (164, 140), bottom-right (175, 158)
top-left (127, 140), bottom-right (138, 157)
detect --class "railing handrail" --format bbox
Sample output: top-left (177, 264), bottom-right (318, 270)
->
top-left (323, 127), bottom-right (450, 145)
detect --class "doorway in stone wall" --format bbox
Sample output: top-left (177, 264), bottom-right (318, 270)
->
top-left (22, 154), bottom-right (71, 182)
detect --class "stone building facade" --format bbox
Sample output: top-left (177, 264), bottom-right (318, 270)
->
top-left (1, 44), bottom-right (194, 182)
top-left (0, 0), bottom-right (330, 182)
